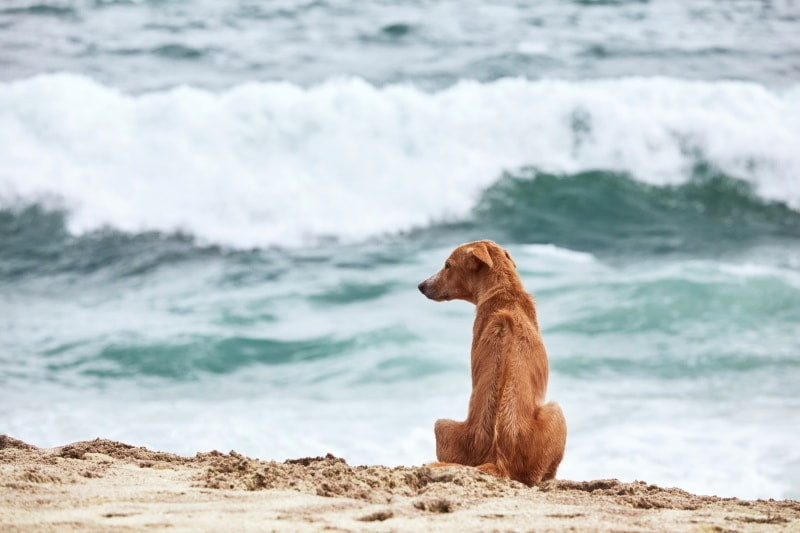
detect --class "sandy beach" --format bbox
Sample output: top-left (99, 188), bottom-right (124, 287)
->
top-left (1, 435), bottom-right (798, 532)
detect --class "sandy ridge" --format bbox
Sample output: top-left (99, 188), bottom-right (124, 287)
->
top-left (1, 435), bottom-right (798, 532)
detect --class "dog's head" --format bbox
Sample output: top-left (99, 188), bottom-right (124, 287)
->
top-left (418, 240), bottom-right (517, 303)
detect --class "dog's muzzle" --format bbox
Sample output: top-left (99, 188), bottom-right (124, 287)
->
top-left (418, 279), bottom-right (432, 297)
top-left (418, 275), bottom-right (446, 300)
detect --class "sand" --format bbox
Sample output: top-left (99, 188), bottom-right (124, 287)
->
top-left (1, 435), bottom-right (798, 532)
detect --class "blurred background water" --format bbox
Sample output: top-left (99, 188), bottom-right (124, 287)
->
top-left (1, 0), bottom-right (799, 499)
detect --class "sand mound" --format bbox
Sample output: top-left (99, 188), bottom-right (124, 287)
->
top-left (0, 435), bottom-right (36, 450)
top-left (57, 438), bottom-right (189, 464)
top-left (200, 451), bottom-right (526, 504)
top-left (540, 478), bottom-right (725, 511)
top-left (2, 436), bottom-right (799, 532)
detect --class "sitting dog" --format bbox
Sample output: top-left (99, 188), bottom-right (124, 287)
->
top-left (418, 240), bottom-right (566, 486)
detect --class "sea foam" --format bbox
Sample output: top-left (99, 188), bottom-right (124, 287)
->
top-left (1, 74), bottom-right (798, 248)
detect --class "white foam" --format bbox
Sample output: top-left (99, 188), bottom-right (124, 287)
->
top-left (519, 244), bottom-right (597, 264)
top-left (1, 74), bottom-right (799, 247)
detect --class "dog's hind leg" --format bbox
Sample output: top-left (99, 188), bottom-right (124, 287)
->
top-left (434, 418), bottom-right (492, 466)
top-left (493, 401), bottom-right (566, 486)
top-left (434, 418), bottom-right (470, 464)
top-left (533, 401), bottom-right (567, 483)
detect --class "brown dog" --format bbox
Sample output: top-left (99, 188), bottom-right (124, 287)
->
top-left (418, 240), bottom-right (566, 486)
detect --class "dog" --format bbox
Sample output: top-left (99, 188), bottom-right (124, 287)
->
top-left (418, 240), bottom-right (566, 486)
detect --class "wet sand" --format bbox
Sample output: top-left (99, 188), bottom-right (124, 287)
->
top-left (1, 435), bottom-right (798, 532)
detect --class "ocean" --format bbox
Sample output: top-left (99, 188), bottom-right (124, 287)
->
top-left (1, 0), bottom-right (799, 501)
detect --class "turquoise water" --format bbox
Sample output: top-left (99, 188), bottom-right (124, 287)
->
top-left (2, 0), bottom-right (800, 500)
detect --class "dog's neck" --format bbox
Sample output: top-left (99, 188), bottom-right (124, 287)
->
top-left (475, 286), bottom-right (510, 307)
top-left (475, 281), bottom-right (526, 308)
top-left (474, 271), bottom-right (524, 306)
top-left (474, 282), bottom-right (539, 330)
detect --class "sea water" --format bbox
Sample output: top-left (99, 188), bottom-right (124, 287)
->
top-left (1, 0), bottom-right (799, 500)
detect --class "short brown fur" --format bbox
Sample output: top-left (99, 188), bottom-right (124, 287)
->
top-left (418, 240), bottom-right (567, 486)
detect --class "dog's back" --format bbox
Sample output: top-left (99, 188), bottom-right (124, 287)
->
top-left (419, 240), bottom-right (566, 485)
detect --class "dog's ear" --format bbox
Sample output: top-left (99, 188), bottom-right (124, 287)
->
top-left (504, 249), bottom-right (517, 269)
top-left (469, 242), bottom-right (493, 269)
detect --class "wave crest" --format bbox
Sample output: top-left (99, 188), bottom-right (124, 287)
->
top-left (1, 74), bottom-right (798, 247)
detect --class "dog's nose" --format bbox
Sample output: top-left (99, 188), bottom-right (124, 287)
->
top-left (418, 280), bottom-right (428, 294)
